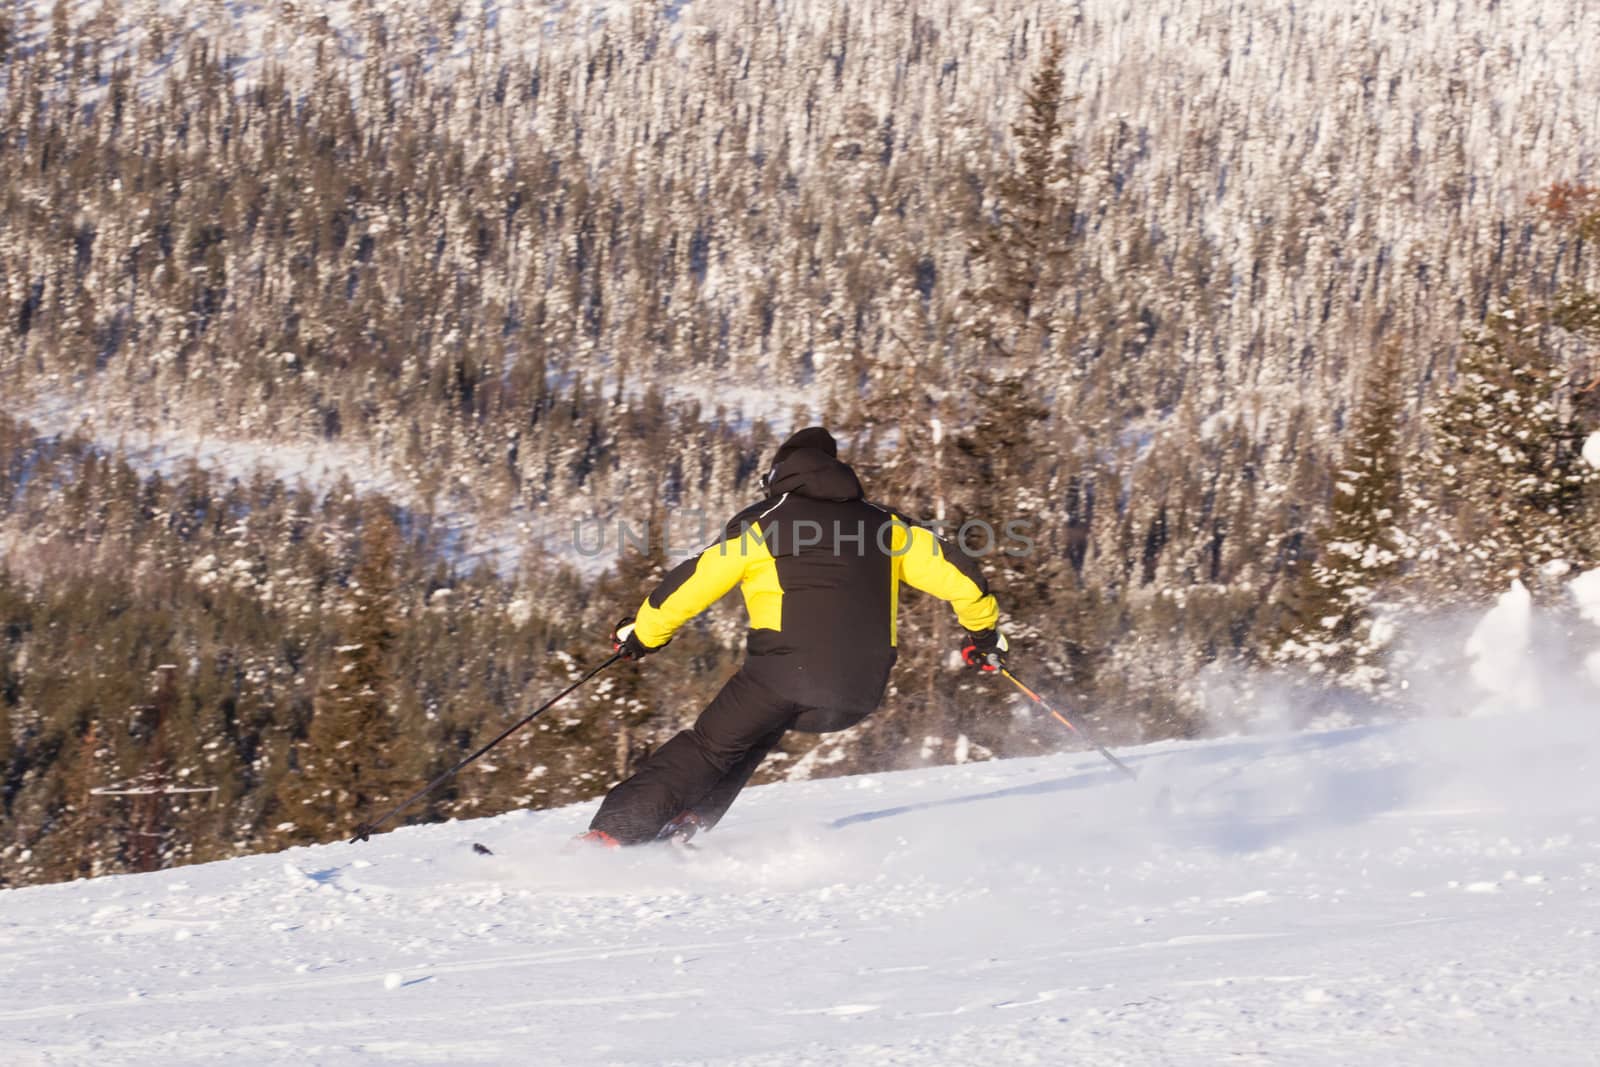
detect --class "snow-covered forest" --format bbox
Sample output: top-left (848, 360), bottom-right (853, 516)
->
top-left (2, 0), bottom-right (1599, 888)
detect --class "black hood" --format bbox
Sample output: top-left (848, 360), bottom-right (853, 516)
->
top-left (765, 428), bottom-right (862, 501)
top-left (771, 426), bottom-right (838, 466)
top-left (767, 448), bottom-right (864, 501)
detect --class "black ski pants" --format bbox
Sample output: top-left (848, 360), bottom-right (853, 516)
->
top-left (589, 667), bottom-right (874, 845)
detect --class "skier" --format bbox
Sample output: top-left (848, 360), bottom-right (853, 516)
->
top-left (579, 426), bottom-right (1009, 847)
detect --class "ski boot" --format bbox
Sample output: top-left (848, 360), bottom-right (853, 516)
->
top-left (571, 829), bottom-right (621, 850)
top-left (655, 811), bottom-right (706, 847)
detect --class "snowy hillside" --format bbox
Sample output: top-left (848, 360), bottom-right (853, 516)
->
top-left (4, 706), bottom-right (1598, 1065)
top-left (9, 0), bottom-right (1599, 579)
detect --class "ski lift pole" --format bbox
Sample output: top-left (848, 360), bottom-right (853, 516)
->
top-left (998, 667), bottom-right (1139, 781)
top-left (350, 653), bottom-right (624, 843)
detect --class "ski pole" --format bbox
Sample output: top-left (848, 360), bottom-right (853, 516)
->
top-left (998, 667), bottom-right (1139, 781)
top-left (350, 652), bottom-right (623, 843)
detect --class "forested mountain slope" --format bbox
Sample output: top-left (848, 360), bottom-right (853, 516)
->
top-left (2, 0), bottom-right (1597, 887)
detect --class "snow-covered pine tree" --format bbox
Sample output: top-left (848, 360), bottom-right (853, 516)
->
top-left (955, 29), bottom-right (1077, 567)
top-left (948, 31), bottom-right (1085, 745)
top-left (964, 32), bottom-right (1078, 360)
top-left (1539, 182), bottom-right (1600, 566)
top-left (272, 502), bottom-right (414, 846)
top-left (1418, 298), bottom-right (1599, 604)
top-left (1275, 343), bottom-right (1410, 695)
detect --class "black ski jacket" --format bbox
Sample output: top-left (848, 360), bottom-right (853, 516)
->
top-left (632, 446), bottom-right (998, 721)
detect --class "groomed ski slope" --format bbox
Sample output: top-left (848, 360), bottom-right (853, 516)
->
top-left (3, 706), bottom-right (1598, 1065)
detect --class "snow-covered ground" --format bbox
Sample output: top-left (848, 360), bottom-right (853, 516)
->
top-left (3, 702), bottom-right (1597, 1065)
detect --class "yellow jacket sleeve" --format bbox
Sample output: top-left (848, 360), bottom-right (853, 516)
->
top-left (894, 522), bottom-right (1000, 632)
top-left (632, 528), bottom-right (765, 647)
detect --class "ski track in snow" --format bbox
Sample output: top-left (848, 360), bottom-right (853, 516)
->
top-left (3, 713), bottom-right (1599, 1065)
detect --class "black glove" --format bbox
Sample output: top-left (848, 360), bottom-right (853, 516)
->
top-left (611, 616), bottom-right (664, 660)
top-left (960, 628), bottom-right (1009, 673)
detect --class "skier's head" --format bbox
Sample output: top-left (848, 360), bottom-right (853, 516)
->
top-left (771, 426), bottom-right (837, 467)
top-left (760, 426), bottom-right (857, 499)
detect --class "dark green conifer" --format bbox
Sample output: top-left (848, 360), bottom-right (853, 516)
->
top-left (1276, 344), bottom-right (1410, 693)
top-left (1420, 300), bottom-right (1598, 602)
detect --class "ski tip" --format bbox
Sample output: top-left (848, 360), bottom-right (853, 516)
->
top-left (471, 842), bottom-right (494, 856)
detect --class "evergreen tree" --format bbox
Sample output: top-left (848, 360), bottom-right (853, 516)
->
top-left (272, 502), bottom-right (412, 845)
top-left (1419, 299), bottom-right (1599, 603)
top-left (1276, 344), bottom-right (1410, 693)
top-left (964, 32), bottom-right (1079, 360)
top-left (1539, 181), bottom-right (1600, 552)
top-left (953, 31), bottom-right (1080, 588)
